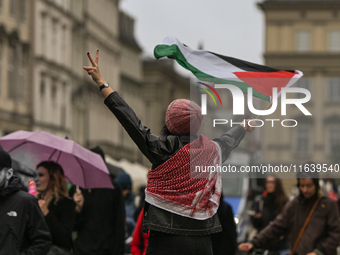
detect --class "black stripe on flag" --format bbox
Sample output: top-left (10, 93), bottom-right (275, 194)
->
top-left (209, 51), bottom-right (296, 73)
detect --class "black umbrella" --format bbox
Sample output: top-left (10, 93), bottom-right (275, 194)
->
top-left (12, 159), bottom-right (36, 177)
top-left (106, 163), bottom-right (125, 178)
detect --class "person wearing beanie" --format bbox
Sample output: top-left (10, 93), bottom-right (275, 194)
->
top-left (115, 172), bottom-right (137, 253)
top-left (0, 149), bottom-right (52, 254)
top-left (239, 162), bottom-right (340, 255)
top-left (116, 172), bottom-right (133, 191)
top-left (70, 146), bottom-right (126, 255)
top-left (165, 99), bottom-right (203, 135)
top-left (84, 50), bottom-right (254, 255)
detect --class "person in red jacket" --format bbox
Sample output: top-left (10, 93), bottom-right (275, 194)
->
top-left (130, 209), bottom-right (149, 255)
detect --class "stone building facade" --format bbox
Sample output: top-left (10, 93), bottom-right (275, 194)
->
top-left (258, 0), bottom-right (340, 192)
top-left (0, 0), bottom-right (32, 136)
top-left (0, 0), bottom-right (201, 167)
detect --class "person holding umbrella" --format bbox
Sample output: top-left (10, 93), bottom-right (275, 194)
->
top-left (35, 161), bottom-right (75, 254)
top-left (70, 146), bottom-right (126, 255)
top-left (83, 50), bottom-right (254, 255)
top-left (0, 149), bottom-right (52, 255)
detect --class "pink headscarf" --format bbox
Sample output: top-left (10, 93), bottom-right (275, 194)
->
top-left (165, 99), bottom-right (203, 135)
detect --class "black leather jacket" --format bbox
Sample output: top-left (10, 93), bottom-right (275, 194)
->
top-left (104, 92), bottom-right (246, 236)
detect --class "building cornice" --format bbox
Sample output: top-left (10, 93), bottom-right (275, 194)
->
top-left (33, 121), bottom-right (71, 134)
top-left (43, 0), bottom-right (83, 23)
top-left (143, 59), bottom-right (190, 86)
top-left (263, 52), bottom-right (340, 72)
top-left (0, 109), bottom-right (32, 127)
top-left (35, 56), bottom-right (74, 78)
top-left (324, 114), bottom-right (340, 123)
top-left (119, 33), bottom-right (142, 52)
top-left (120, 73), bottom-right (142, 86)
top-left (258, 1), bottom-right (340, 11)
top-left (264, 52), bottom-right (340, 59)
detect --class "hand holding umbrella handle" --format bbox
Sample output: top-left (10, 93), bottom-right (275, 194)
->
top-left (73, 188), bottom-right (84, 213)
top-left (83, 49), bottom-right (114, 98)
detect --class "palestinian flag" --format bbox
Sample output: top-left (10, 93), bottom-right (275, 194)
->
top-left (154, 36), bottom-right (303, 102)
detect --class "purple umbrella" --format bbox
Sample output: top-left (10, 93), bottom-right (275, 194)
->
top-left (0, 130), bottom-right (113, 189)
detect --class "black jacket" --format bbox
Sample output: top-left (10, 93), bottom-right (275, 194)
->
top-left (44, 196), bottom-right (75, 251)
top-left (0, 175), bottom-right (52, 255)
top-left (212, 195), bottom-right (237, 255)
top-left (104, 92), bottom-right (245, 236)
top-left (251, 193), bottom-right (289, 251)
top-left (70, 182), bottom-right (126, 255)
top-left (252, 194), bottom-right (340, 255)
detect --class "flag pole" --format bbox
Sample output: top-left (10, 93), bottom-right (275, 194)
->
top-left (254, 102), bottom-right (272, 120)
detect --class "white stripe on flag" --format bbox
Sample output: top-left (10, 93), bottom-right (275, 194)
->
top-left (161, 36), bottom-right (244, 80)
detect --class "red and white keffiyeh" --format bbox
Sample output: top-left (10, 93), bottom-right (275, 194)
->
top-left (145, 135), bottom-right (222, 220)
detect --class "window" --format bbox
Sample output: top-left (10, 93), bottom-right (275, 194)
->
top-left (326, 125), bottom-right (340, 157)
top-left (51, 79), bottom-right (57, 107)
top-left (61, 25), bottom-right (66, 64)
top-left (41, 14), bottom-right (47, 56)
top-left (52, 19), bottom-right (58, 59)
top-left (51, 78), bottom-right (57, 124)
top-left (296, 30), bottom-right (311, 52)
top-left (17, 51), bottom-right (26, 100)
top-left (40, 75), bottom-right (45, 121)
top-left (19, 0), bottom-right (26, 22)
top-left (0, 42), bottom-right (2, 95)
top-left (328, 30), bottom-right (340, 52)
top-left (7, 47), bottom-right (16, 99)
top-left (297, 78), bottom-right (311, 99)
top-left (327, 78), bottom-right (340, 102)
top-left (61, 83), bottom-right (67, 126)
top-left (294, 125), bottom-right (312, 157)
top-left (10, 0), bottom-right (16, 18)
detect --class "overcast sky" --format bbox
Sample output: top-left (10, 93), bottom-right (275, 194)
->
top-left (120, 0), bottom-right (265, 76)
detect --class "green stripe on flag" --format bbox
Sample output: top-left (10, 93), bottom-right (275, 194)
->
top-left (154, 44), bottom-right (270, 102)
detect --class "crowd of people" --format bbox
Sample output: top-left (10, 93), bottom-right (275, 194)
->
top-left (1, 49), bottom-right (340, 255)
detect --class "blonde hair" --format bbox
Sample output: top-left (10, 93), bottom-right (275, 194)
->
top-left (36, 161), bottom-right (69, 204)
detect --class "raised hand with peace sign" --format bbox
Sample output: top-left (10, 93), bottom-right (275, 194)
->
top-left (83, 49), bottom-right (114, 97)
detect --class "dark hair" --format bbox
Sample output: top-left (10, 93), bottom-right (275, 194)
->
top-left (160, 124), bottom-right (174, 140)
top-left (37, 161), bottom-right (65, 176)
top-left (296, 161), bottom-right (320, 196)
top-left (266, 174), bottom-right (288, 212)
top-left (36, 161), bottom-right (68, 203)
top-left (90, 146), bottom-right (105, 162)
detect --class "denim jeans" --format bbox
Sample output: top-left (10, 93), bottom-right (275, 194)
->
top-left (145, 231), bottom-right (213, 255)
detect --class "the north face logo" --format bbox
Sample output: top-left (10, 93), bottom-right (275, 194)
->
top-left (7, 211), bottom-right (17, 217)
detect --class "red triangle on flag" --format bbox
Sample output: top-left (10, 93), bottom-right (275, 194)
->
top-left (233, 70), bottom-right (295, 99)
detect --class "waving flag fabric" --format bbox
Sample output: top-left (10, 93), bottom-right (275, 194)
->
top-left (154, 36), bottom-right (303, 102)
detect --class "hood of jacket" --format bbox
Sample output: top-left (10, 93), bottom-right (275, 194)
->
top-left (0, 175), bottom-right (22, 199)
